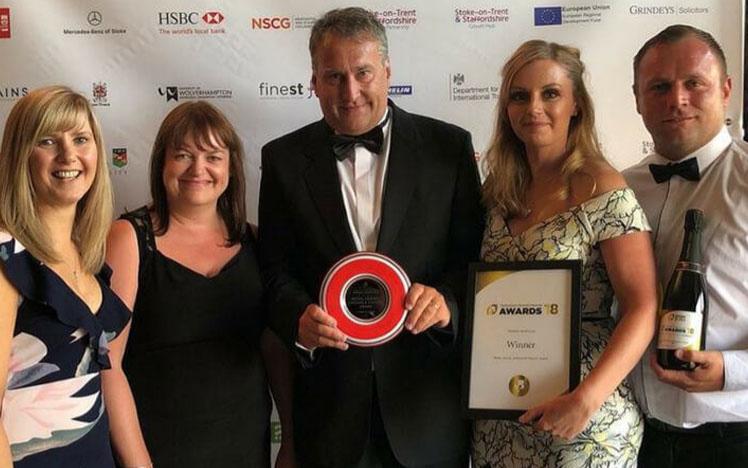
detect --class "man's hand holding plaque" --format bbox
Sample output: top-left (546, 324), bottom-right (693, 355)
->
top-left (297, 252), bottom-right (450, 350)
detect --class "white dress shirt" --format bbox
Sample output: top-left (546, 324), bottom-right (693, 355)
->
top-left (336, 110), bottom-right (392, 252)
top-left (295, 110), bottom-right (392, 357)
top-left (624, 127), bottom-right (748, 426)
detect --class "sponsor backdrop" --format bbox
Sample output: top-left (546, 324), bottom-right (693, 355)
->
top-left (0, 0), bottom-right (745, 462)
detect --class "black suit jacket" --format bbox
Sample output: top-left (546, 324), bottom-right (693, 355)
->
top-left (258, 103), bottom-right (484, 467)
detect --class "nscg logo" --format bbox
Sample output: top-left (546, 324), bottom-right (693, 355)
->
top-left (251, 16), bottom-right (291, 30)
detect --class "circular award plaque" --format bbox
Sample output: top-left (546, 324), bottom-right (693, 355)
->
top-left (320, 252), bottom-right (411, 347)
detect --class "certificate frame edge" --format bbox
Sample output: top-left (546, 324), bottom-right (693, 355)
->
top-left (461, 259), bottom-right (582, 420)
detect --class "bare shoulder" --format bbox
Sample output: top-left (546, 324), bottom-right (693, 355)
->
top-left (570, 160), bottom-right (627, 204)
top-left (107, 219), bottom-right (138, 252)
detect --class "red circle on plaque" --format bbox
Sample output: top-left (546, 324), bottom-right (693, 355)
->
top-left (320, 253), bottom-right (410, 347)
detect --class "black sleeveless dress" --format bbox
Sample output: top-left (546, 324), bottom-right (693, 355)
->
top-left (120, 208), bottom-right (270, 467)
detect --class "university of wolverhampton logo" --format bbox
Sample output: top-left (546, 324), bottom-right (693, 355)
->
top-left (159, 86), bottom-right (179, 102)
top-left (534, 7), bottom-right (562, 26)
top-left (92, 81), bottom-right (108, 105)
top-left (0, 8), bottom-right (10, 39)
top-left (112, 148), bottom-right (128, 168)
top-left (87, 11), bottom-right (102, 27)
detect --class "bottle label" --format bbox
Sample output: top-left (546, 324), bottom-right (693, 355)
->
top-left (657, 310), bottom-right (703, 350)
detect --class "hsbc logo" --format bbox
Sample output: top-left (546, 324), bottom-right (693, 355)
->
top-left (251, 17), bottom-right (291, 30)
top-left (159, 11), bottom-right (225, 26)
top-left (203, 11), bottom-right (224, 24)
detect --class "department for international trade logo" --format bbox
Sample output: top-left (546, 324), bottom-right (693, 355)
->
top-left (534, 6), bottom-right (562, 25)
top-left (158, 85), bottom-right (232, 102)
top-left (508, 375), bottom-right (530, 397)
top-left (112, 148), bottom-right (128, 168)
top-left (449, 73), bottom-right (497, 102)
top-left (0, 8), bottom-right (11, 39)
top-left (92, 81), bottom-right (110, 106)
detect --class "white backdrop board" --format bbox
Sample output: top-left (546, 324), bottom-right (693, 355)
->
top-left (0, 0), bottom-right (745, 460)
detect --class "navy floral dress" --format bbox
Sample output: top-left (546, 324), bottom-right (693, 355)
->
top-left (0, 232), bottom-right (131, 467)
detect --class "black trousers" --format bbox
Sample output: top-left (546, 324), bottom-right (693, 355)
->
top-left (355, 378), bottom-right (467, 468)
top-left (638, 418), bottom-right (748, 468)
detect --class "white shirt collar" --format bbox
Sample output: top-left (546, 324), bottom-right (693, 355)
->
top-left (652, 126), bottom-right (732, 171)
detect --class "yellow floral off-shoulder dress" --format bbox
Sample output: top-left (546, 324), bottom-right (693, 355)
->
top-left (472, 188), bottom-right (650, 468)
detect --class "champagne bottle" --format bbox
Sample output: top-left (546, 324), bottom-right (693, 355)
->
top-left (657, 209), bottom-right (708, 370)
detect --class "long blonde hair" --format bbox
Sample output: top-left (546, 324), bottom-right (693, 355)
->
top-left (0, 85), bottom-right (113, 273)
top-left (482, 40), bottom-right (605, 217)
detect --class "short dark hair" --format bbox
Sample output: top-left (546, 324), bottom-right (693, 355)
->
top-left (309, 7), bottom-right (388, 68)
top-left (149, 101), bottom-right (246, 244)
top-left (633, 24), bottom-right (728, 90)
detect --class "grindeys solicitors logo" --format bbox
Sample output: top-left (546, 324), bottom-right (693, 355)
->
top-left (0, 8), bottom-right (10, 39)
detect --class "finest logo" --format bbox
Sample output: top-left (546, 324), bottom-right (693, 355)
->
top-left (112, 148), bottom-right (128, 168)
top-left (258, 81), bottom-right (312, 99)
top-left (0, 8), bottom-right (10, 39)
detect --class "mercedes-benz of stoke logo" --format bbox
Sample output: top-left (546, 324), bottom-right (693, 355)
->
top-left (87, 11), bottom-right (102, 27)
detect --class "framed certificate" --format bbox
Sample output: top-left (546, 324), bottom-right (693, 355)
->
top-left (462, 260), bottom-right (582, 419)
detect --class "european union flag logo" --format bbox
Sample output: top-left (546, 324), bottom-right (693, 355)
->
top-left (534, 7), bottom-right (562, 26)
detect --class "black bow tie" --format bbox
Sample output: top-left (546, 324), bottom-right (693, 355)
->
top-left (330, 112), bottom-right (390, 161)
top-left (648, 158), bottom-right (700, 183)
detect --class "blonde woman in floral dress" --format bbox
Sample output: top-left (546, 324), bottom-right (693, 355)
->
top-left (472, 41), bottom-right (658, 467)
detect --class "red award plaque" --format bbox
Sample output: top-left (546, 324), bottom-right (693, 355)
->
top-left (320, 252), bottom-right (411, 347)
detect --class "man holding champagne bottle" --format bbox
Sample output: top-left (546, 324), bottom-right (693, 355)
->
top-left (624, 24), bottom-right (748, 467)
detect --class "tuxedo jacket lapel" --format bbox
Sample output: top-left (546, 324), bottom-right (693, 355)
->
top-left (303, 121), bottom-right (357, 255)
top-left (377, 104), bottom-right (419, 255)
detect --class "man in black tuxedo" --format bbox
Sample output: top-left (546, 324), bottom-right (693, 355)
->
top-left (258, 7), bottom-right (483, 468)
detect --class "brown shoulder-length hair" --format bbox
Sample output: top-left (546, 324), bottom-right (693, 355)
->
top-left (482, 40), bottom-right (606, 218)
top-left (0, 85), bottom-right (113, 273)
top-left (149, 101), bottom-right (246, 244)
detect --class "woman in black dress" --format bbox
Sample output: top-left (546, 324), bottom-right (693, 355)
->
top-left (106, 101), bottom-right (295, 467)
